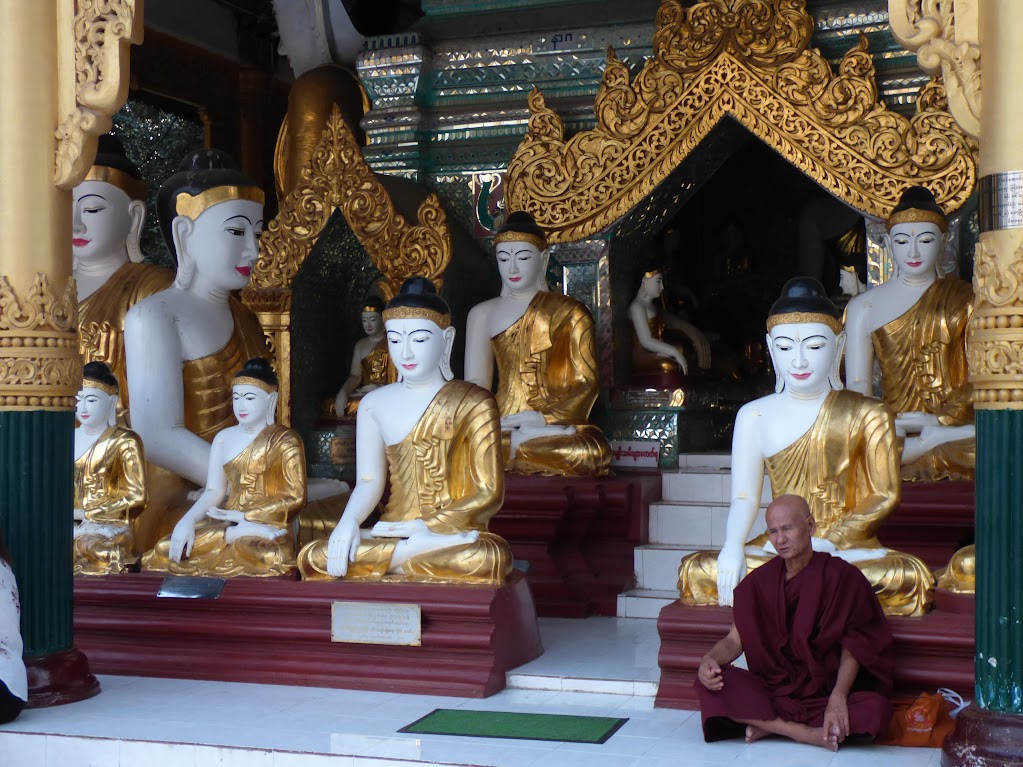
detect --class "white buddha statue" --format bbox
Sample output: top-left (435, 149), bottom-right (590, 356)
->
top-left (73, 134), bottom-right (173, 413)
top-left (333, 296), bottom-right (390, 416)
top-left (629, 268), bottom-right (712, 379)
top-left (73, 362), bottom-right (147, 575)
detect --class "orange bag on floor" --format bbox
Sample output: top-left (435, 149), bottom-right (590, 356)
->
top-left (878, 691), bottom-right (958, 747)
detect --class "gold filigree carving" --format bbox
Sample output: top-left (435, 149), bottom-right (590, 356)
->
top-left (252, 105), bottom-right (451, 299)
top-left (969, 239), bottom-right (1023, 409)
top-left (55, 0), bottom-right (144, 189)
top-left (888, 0), bottom-right (980, 138)
top-left (507, 0), bottom-right (978, 244)
top-left (0, 274), bottom-right (81, 411)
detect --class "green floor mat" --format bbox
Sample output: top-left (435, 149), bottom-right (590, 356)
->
top-left (399, 708), bottom-right (628, 744)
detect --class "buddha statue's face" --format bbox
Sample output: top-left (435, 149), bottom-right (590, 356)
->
top-left (496, 241), bottom-right (544, 293)
top-left (887, 221), bottom-right (944, 279)
top-left (768, 322), bottom-right (844, 396)
top-left (232, 384), bottom-right (275, 427)
top-left (838, 267), bottom-right (864, 297)
top-left (385, 317), bottom-right (455, 383)
top-left (72, 180), bottom-right (136, 262)
top-left (75, 385), bottom-right (117, 429)
top-left (361, 311), bottom-right (383, 336)
top-left (175, 199), bottom-right (264, 292)
top-left (640, 273), bottom-right (664, 300)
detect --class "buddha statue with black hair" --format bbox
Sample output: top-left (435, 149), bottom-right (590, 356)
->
top-left (123, 149), bottom-right (272, 551)
top-left (678, 278), bottom-right (934, 616)
top-left (463, 211), bottom-right (611, 477)
top-left (143, 358), bottom-right (310, 577)
top-left (299, 277), bottom-right (512, 584)
top-left (332, 295), bottom-right (392, 416)
top-left (73, 362), bottom-right (148, 575)
top-left (74, 133), bottom-right (173, 414)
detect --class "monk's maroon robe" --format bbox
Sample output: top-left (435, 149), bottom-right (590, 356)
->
top-left (697, 551), bottom-right (895, 741)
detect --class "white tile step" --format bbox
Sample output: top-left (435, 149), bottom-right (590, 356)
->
top-left (616, 588), bottom-right (678, 620)
top-left (505, 672), bottom-right (658, 697)
top-left (649, 502), bottom-right (768, 547)
top-left (635, 544), bottom-right (700, 591)
top-left (661, 470), bottom-right (772, 505)
top-left (678, 452), bottom-right (731, 469)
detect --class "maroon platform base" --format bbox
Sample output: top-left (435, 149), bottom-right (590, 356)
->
top-left (655, 601), bottom-right (974, 709)
top-left (25, 647), bottom-right (100, 708)
top-left (880, 481), bottom-right (974, 568)
top-left (491, 472), bottom-right (660, 617)
top-left (943, 705), bottom-right (1023, 767)
top-left (73, 570), bottom-right (542, 698)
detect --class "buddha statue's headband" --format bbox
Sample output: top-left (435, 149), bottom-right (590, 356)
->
top-left (175, 186), bottom-right (265, 220)
top-left (381, 306), bottom-right (451, 329)
top-left (362, 304), bottom-right (382, 313)
top-left (644, 269), bottom-right (661, 279)
top-left (766, 312), bottom-right (844, 335)
top-left (493, 229), bottom-right (547, 252)
top-left (81, 377), bottom-right (118, 397)
top-left (233, 376), bottom-right (277, 394)
top-left (885, 207), bottom-right (948, 233)
top-left (84, 165), bottom-right (148, 201)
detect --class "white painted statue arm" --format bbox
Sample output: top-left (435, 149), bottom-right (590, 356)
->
top-left (630, 301), bottom-right (688, 373)
top-left (167, 435), bottom-right (229, 562)
top-left (899, 412), bottom-right (976, 464)
top-left (335, 339), bottom-right (368, 412)
top-left (717, 405), bottom-right (766, 607)
top-left (326, 394), bottom-right (388, 576)
top-left (664, 312), bottom-right (711, 369)
top-left (124, 302), bottom-right (211, 485)
top-left (842, 297), bottom-right (874, 397)
top-left (464, 303), bottom-right (494, 390)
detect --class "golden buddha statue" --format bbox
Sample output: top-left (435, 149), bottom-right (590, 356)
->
top-left (845, 186), bottom-right (974, 482)
top-left (299, 278), bottom-right (512, 584)
top-left (73, 134), bottom-right (174, 415)
top-left (331, 296), bottom-right (393, 416)
top-left (629, 268), bottom-right (711, 381)
top-left (73, 363), bottom-right (148, 575)
top-left (464, 211), bottom-right (611, 477)
top-left (678, 278), bottom-right (934, 617)
top-left (144, 359), bottom-right (311, 577)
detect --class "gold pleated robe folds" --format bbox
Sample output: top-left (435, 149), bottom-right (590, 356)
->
top-left (134, 297), bottom-right (272, 552)
top-left (344, 340), bottom-right (393, 415)
top-left (632, 313), bottom-right (683, 375)
top-left (872, 278), bottom-right (975, 481)
top-left (78, 262), bottom-right (174, 416)
top-left (491, 291), bottom-right (611, 476)
top-left (73, 426), bottom-right (147, 575)
top-left (299, 380), bottom-right (513, 584)
top-left (143, 424), bottom-right (308, 577)
top-left (679, 390), bottom-right (935, 616)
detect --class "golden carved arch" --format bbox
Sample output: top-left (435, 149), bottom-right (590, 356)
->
top-left (506, 0), bottom-right (978, 243)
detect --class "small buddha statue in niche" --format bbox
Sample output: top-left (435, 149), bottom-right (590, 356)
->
top-left (124, 150), bottom-right (273, 551)
top-left (74, 134), bottom-right (174, 414)
top-left (629, 268), bottom-right (711, 382)
top-left (144, 358), bottom-right (312, 576)
top-left (333, 296), bottom-right (391, 416)
top-left (299, 278), bottom-right (513, 584)
top-left (73, 362), bottom-right (148, 575)
top-left (845, 186), bottom-right (975, 482)
top-left (463, 211), bottom-right (611, 477)
top-left (678, 278), bottom-right (934, 616)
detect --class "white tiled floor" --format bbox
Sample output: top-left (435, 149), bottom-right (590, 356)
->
top-left (0, 617), bottom-right (941, 767)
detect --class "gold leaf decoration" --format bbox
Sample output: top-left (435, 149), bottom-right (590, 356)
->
top-left (506, 0), bottom-right (978, 244)
top-left (969, 239), bottom-right (1023, 409)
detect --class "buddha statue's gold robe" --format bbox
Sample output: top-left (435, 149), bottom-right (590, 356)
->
top-left (73, 426), bottom-right (148, 575)
top-left (78, 262), bottom-right (174, 415)
top-left (936, 544), bottom-right (975, 594)
top-left (492, 291), bottom-right (611, 476)
top-left (143, 424), bottom-right (307, 577)
top-left (134, 297), bottom-right (272, 552)
top-left (872, 278), bottom-right (975, 481)
top-left (679, 389), bottom-right (935, 616)
top-left (632, 313), bottom-right (682, 376)
top-left (344, 340), bottom-right (393, 416)
top-left (299, 380), bottom-right (513, 584)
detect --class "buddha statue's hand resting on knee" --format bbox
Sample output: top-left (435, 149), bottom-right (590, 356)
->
top-left (679, 278), bottom-right (935, 616)
top-left (463, 211), bottom-right (611, 476)
top-left (300, 277), bottom-right (513, 584)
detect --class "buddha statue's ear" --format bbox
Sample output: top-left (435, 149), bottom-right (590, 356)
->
top-left (538, 249), bottom-right (551, 292)
top-left (126, 199), bottom-right (146, 263)
top-left (767, 332), bottom-right (784, 394)
top-left (172, 216), bottom-right (195, 289)
top-left (937, 230), bottom-right (950, 279)
top-left (105, 394), bottom-right (118, 427)
top-left (267, 391), bottom-right (279, 425)
top-left (830, 331), bottom-right (847, 391)
top-left (441, 326), bottom-right (456, 381)
top-left (882, 231), bottom-right (898, 278)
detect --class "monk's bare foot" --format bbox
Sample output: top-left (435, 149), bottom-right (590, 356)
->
top-left (789, 723), bottom-right (837, 752)
top-left (745, 724), bottom-right (769, 744)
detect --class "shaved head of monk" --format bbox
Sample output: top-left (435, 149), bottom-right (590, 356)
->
top-left (765, 494), bottom-right (815, 564)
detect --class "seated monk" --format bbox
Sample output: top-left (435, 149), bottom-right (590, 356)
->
top-left (696, 495), bottom-right (895, 751)
top-left (464, 211), bottom-right (610, 476)
top-left (299, 277), bottom-right (513, 584)
top-left (143, 358), bottom-right (319, 577)
top-left (845, 186), bottom-right (974, 481)
top-left (73, 362), bottom-right (147, 575)
top-left (679, 278), bottom-right (934, 616)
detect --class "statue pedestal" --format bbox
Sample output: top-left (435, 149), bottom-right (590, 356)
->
top-left (878, 480), bottom-right (974, 568)
top-left (655, 601), bottom-right (974, 710)
top-left (73, 570), bottom-right (542, 698)
top-left (491, 472), bottom-right (660, 617)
